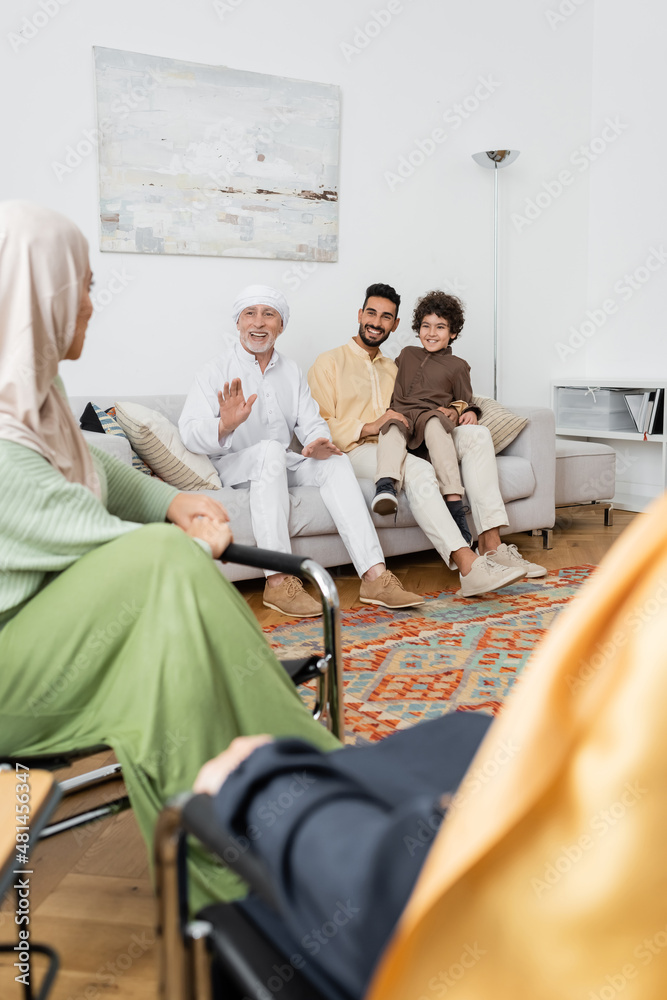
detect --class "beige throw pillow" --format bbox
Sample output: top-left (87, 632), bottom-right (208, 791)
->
top-left (472, 396), bottom-right (528, 454)
top-left (114, 401), bottom-right (222, 490)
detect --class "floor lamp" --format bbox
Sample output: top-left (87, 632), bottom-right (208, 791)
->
top-left (472, 149), bottom-right (520, 400)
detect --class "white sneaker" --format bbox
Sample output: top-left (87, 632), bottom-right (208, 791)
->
top-left (486, 542), bottom-right (547, 579)
top-left (458, 553), bottom-right (526, 597)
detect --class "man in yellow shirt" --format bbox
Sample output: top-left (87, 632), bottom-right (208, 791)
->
top-left (307, 283), bottom-right (545, 596)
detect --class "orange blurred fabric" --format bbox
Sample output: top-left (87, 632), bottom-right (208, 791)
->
top-left (368, 496), bottom-right (667, 1000)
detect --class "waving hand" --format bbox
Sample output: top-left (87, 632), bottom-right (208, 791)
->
top-left (217, 379), bottom-right (257, 438)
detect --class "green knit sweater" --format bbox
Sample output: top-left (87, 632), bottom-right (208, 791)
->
top-left (0, 440), bottom-right (180, 628)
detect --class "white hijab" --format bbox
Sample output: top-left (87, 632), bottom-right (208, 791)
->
top-left (0, 201), bottom-right (100, 497)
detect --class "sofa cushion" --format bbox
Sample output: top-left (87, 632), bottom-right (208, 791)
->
top-left (198, 485), bottom-right (341, 543)
top-left (114, 401), bottom-right (222, 491)
top-left (472, 396), bottom-right (529, 454)
top-left (82, 429), bottom-right (133, 466)
top-left (494, 455), bottom-right (536, 504)
top-left (91, 403), bottom-right (154, 476)
top-left (252, 456), bottom-right (536, 539)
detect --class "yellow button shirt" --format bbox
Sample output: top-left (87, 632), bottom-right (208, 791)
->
top-left (307, 339), bottom-right (398, 452)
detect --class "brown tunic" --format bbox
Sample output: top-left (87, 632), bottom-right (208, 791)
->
top-left (382, 345), bottom-right (480, 449)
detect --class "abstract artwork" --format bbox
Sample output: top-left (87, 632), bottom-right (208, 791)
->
top-left (93, 47), bottom-right (340, 261)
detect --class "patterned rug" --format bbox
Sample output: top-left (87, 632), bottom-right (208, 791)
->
top-left (265, 566), bottom-right (595, 744)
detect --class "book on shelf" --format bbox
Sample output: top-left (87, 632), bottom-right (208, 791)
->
top-left (649, 388), bottom-right (664, 434)
top-left (642, 393), bottom-right (654, 434)
top-left (623, 389), bottom-right (664, 434)
top-left (623, 389), bottom-right (664, 435)
top-left (624, 392), bottom-right (643, 432)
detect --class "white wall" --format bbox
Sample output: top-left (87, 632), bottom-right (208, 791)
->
top-left (585, 0), bottom-right (667, 382)
top-left (1, 0), bottom-right (598, 405)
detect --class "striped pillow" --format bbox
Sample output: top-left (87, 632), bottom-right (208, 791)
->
top-left (114, 401), bottom-right (222, 491)
top-left (471, 396), bottom-right (528, 454)
top-left (92, 403), bottom-right (155, 476)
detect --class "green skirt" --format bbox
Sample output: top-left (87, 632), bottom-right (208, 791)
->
top-left (0, 524), bottom-right (339, 910)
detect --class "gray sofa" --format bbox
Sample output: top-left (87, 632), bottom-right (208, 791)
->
top-left (70, 395), bottom-right (556, 582)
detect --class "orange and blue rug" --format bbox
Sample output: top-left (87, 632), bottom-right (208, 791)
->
top-left (265, 566), bottom-right (595, 744)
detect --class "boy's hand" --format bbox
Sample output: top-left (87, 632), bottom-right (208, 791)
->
top-left (437, 406), bottom-right (460, 423)
top-left (458, 411), bottom-right (478, 425)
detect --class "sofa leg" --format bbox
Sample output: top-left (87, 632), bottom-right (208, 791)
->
top-left (603, 504), bottom-right (614, 527)
top-left (542, 529), bottom-right (553, 550)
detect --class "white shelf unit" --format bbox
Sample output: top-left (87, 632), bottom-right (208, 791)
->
top-left (553, 379), bottom-right (667, 513)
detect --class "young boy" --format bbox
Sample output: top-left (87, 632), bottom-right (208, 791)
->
top-left (371, 290), bottom-right (480, 545)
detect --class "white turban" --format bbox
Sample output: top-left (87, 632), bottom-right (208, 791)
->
top-left (232, 284), bottom-right (290, 330)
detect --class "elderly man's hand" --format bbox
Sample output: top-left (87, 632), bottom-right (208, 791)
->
top-left (194, 735), bottom-right (275, 795)
top-left (302, 437), bottom-right (343, 460)
top-left (218, 379), bottom-right (258, 438)
top-left (458, 411), bottom-right (478, 425)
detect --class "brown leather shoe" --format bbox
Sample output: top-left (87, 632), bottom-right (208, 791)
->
top-left (359, 570), bottom-right (425, 609)
top-left (263, 576), bottom-right (322, 618)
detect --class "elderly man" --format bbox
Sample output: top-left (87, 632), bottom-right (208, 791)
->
top-left (308, 282), bottom-right (546, 597)
top-left (179, 285), bottom-right (422, 617)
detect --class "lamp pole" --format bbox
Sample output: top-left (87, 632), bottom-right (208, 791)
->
top-left (472, 149), bottom-right (520, 400)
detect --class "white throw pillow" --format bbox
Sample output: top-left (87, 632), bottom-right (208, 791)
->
top-left (114, 401), bottom-right (222, 490)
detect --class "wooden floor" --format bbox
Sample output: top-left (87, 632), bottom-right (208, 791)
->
top-left (0, 508), bottom-right (636, 999)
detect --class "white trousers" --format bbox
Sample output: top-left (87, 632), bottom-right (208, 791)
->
top-left (349, 425), bottom-right (508, 567)
top-left (234, 440), bottom-right (385, 578)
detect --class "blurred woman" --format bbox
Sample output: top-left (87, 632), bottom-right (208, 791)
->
top-left (0, 201), bottom-right (337, 910)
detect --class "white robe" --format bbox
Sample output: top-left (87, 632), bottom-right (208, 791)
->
top-left (179, 341), bottom-right (330, 486)
top-left (179, 340), bottom-right (385, 576)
